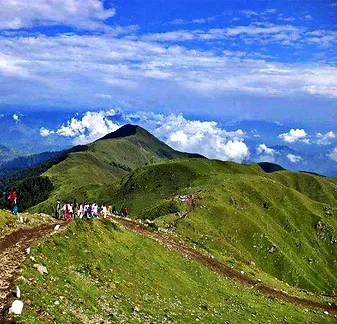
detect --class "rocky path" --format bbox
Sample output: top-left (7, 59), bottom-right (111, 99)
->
top-left (113, 216), bottom-right (337, 315)
top-left (0, 221), bottom-right (69, 315)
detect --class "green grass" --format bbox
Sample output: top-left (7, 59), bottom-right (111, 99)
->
top-left (107, 159), bottom-right (337, 294)
top-left (15, 219), bottom-right (335, 323)
top-left (0, 209), bottom-right (53, 238)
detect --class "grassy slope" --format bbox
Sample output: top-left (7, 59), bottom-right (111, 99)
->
top-left (31, 127), bottom-right (201, 214)
top-left (110, 159), bottom-right (337, 294)
top-left (16, 219), bottom-right (334, 323)
top-left (269, 171), bottom-right (337, 207)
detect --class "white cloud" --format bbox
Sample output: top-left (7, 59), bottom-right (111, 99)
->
top-left (316, 131), bottom-right (335, 145)
top-left (287, 153), bottom-right (302, 163)
top-left (40, 127), bottom-right (54, 137)
top-left (43, 109), bottom-right (120, 144)
top-left (328, 147), bottom-right (337, 161)
top-left (279, 129), bottom-right (308, 143)
top-left (256, 144), bottom-right (275, 156)
top-left (0, 0), bottom-right (115, 30)
top-left (0, 31), bottom-right (336, 113)
top-left (153, 113), bottom-right (250, 162)
top-left (255, 143), bottom-right (276, 162)
top-left (12, 113), bottom-right (19, 122)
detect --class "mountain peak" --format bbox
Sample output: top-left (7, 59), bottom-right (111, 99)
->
top-left (99, 124), bottom-right (146, 140)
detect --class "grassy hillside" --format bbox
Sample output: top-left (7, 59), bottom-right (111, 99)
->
top-left (109, 159), bottom-right (337, 294)
top-left (14, 219), bottom-right (334, 323)
top-left (3, 125), bottom-right (202, 214)
top-left (269, 171), bottom-right (337, 207)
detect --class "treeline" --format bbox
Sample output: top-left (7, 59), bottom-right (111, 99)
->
top-left (0, 176), bottom-right (54, 211)
top-left (0, 144), bottom-right (88, 211)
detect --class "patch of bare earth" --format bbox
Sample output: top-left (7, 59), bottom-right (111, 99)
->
top-left (0, 221), bottom-right (70, 318)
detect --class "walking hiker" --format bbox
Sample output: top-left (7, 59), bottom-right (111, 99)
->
top-left (63, 202), bottom-right (72, 220)
top-left (55, 201), bottom-right (61, 219)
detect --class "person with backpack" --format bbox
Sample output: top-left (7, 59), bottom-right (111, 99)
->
top-left (8, 189), bottom-right (17, 214)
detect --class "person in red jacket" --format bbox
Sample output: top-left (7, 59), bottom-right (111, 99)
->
top-left (8, 189), bottom-right (17, 207)
top-left (8, 189), bottom-right (18, 214)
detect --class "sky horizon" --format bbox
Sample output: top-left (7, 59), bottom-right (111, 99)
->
top-left (0, 0), bottom-right (336, 173)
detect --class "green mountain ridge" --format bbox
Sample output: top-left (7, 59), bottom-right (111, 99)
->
top-left (1, 124), bottom-right (337, 322)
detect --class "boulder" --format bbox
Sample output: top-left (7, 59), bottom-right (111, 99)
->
top-left (9, 300), bottom-right (24, 315)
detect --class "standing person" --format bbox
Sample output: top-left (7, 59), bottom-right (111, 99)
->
top-left (102, 204), bottom-right (107, 218)
top-left (124, 206), bottom-right (128, 218)
top-left (63, 202), bottom-right (72, 220)
top-left (120, 206), bottom-right (124, 217)
top-left (78, 203), bottom-right (84, 218)
top-left (108, 205), bottom-right (112, 215)
top-left (112, 206), bottom-right (116, 215)
top-left (55, 201), bottom-right (61, 219)
top-left (72, 199), bottom-right (77, 218)
top-left (8, 189), bottom-right (17, 214)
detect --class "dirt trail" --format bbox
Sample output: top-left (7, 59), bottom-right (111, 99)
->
top-left (113, 216), bottom-right (337, 315)
top-left (0, 221), bottom-right (69, 314)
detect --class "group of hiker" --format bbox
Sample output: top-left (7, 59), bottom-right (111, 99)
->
top-left (55, 201), bottom-right (128, 220)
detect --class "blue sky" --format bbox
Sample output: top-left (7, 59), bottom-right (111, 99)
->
top-left (0, 0), bottom-right (336, 169)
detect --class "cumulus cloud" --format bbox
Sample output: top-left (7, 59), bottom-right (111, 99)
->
top-left (256, 143), bottom-right (275, 155)
top-left (328, 148), bottom-right (337, 161)
top-left (42, 109), bottom-right (120, 144)
top-left (40, 127), bottom-right (54, 137)
top-left (279, 129), bottom-right (309, 143)
top-left (316, 131), bottom-right (335, 145)
top-left (153, 113), bottom-right (250, 162)
top-left (255, 143), bottom-right (276, 162)
top-left (0, 0), bottom-right (115, 30)
top-left (287, 153), bottom-right (302, 163)
top-left (12, 113), bottom-right (20, 122)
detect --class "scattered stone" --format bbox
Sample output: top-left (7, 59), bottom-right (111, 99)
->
top-left (268, 245), bottom-right (277, 253)
top-left (324, 311), bottom-right (329, 315)
top-left (257, 278), bottom-right (262, 283)
top-left (133, 306), bottom-right (140, 313)
top-left (25, 247), bottom-right (31, 255)
top-left (16, 286), bottom-right (21, 298)
top-left (54, 300), bottom-right (60, 305)
top-left (249, 261), bottom-right (256, 266)
top-left (240, 271), bottom-right (245, 275)
top-left (34, 264), bottom-right (48, 275)
top-left (9, 300), bottom-right (24, 315)
top-left (54, 225), bottom-right (61, 231)
top-left (19, 216), bottom-right (24, 223)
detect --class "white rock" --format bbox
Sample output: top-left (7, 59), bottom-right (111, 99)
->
top-left (16, 286), bottom-right (21, 298)
top-left (9, 300), bottom-right (24, 315)
top-left (54, 225), bottom-right (60, 231)
top-left (324, 311), bottom-right (329, 315)
top-left (34, 264), bottom-right (48, 275)
top-left (25, 247), bottom-right (30, 255)
top-left (19, 216), bottom-right (24, 223)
